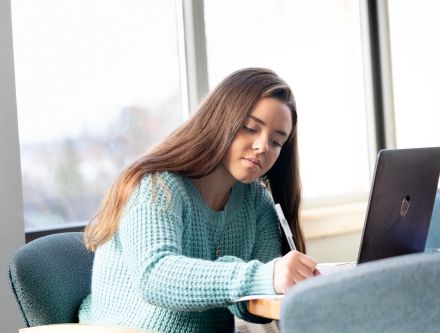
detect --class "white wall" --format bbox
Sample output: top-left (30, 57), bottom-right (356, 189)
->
top-left (307, 231), bottom-right (363, 263)
top-left (0, 0), bottom-right (26, 330)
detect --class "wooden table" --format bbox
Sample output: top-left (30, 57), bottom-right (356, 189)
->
top-left (247, 297), bottom-right (283, 320)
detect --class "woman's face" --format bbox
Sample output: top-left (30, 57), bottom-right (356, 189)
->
top-left (221, 97), bottom-right (293, 184)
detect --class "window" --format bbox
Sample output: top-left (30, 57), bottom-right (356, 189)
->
top-left (204, 0), bottom-right (371, 206)
top-left (11, 0), bottom-right (183, 230)
top-left (388, 0), bottom-right (440, 150)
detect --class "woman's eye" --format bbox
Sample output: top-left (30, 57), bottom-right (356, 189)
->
top-left (243, 126), bottom-right (257, 133)
top-left (271, 139), bottom-right (282, 148)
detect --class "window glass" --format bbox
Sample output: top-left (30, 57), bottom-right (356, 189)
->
top-left (11, 0), bottom-right (182, 229)
top-left (204, 0), bottom-right (370, 205)
top-left (388, 0), bottom-right (440, 150)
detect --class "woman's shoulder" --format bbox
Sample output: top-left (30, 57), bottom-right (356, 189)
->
top-left (231, 181), bottom-right (276, 226)
top-left (138, 171), bottom-right (185, 191)
top-left (125, 171), bottom-right (188, 209)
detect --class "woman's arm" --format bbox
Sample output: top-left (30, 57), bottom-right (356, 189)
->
top-left (227, 183), bottom-right (282, 323)
top-left (117, 174), bottom-right (277, 312)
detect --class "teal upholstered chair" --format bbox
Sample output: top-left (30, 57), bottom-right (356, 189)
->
top-left (7, 232), bottom-right (153, 333)
top-left (279, 252), bottom-right (440, 333)
top-left (8, 232), bottom-right (94, 327)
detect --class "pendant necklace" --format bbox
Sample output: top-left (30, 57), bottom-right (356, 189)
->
top-left (206, 202), bottom-right (229, 258)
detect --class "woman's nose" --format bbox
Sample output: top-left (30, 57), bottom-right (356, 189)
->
top-left (252, 135), bottom-right (268, 153)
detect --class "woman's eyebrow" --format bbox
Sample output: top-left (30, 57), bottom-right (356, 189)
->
top-left (248, 115), bottom-right (289, 137)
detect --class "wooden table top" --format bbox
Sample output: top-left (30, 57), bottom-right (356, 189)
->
top-left (247, 297), bottom-right (283, 320)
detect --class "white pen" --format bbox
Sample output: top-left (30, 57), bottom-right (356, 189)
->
top-left (275, 203), bottom-right (297, 251)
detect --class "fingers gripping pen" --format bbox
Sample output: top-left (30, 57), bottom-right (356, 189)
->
top-left (275, 203), bottom-right (297, 251)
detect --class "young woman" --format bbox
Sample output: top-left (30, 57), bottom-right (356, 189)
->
top-left (79, 68), bottom-right (320, 333)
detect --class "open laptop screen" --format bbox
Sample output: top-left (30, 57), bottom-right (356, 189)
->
top-left (357, 147), bottom-right (440, 263)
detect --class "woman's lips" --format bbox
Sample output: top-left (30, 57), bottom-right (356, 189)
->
top-left (243, 158), bottom-right (262, 169)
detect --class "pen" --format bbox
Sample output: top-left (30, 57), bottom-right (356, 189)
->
top-left (275, 203), bottom-right (297, 251)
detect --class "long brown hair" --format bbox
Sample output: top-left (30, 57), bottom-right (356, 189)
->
top-left (84, 67), bottom-right (304, 254)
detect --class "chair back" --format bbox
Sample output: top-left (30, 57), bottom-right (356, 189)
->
top-left (280, 252), bottom-right (440, 333)
top-left (8, 232), bottom-right (94, 327)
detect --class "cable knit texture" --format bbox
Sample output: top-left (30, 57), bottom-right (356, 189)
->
top-left (78, 171), bottom-right (282, 333)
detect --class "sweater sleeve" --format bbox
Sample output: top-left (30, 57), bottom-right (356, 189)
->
top-left (117, 173), bottom-right (278, 312)
top-left (227, 182), bottom-right (282, 323)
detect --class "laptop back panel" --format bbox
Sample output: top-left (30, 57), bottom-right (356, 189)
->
top-left (357, 147), bottom-right (440, 264)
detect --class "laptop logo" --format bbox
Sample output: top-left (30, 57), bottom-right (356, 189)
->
top-left (400, 195), bottom-right (410, 217)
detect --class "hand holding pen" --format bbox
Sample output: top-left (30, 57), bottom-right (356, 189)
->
top-left (273, 204), bottom-right (320, 294)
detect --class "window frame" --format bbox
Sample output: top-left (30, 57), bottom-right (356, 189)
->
top-left (1, 0), bottom-right (27, 330)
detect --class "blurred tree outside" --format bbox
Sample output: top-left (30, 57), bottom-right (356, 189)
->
top-left (21, 94), bottom-right (182, 229)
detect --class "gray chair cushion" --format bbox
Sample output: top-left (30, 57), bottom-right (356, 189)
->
top-left (7, 232), bottom-right (94, 327)
top-left (280, 252), bottom-right (440, 333)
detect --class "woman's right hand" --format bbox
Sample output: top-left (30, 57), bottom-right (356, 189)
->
top-left (273, 250), bottom-right (320, 294)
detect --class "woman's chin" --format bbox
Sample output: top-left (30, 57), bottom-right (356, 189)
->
top-left (235, 173), bottom-right (260, 184)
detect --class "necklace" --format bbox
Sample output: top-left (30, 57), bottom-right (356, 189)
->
top-left (205, 203), bottom-right (229, 258)
top-left (192, 180), bottom-right (230, 258)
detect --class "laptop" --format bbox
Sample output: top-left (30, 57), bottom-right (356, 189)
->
top-left (318, 147), bottom-right (440, 275)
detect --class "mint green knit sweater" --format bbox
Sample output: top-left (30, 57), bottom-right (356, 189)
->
top-left (79, 172), bottom-right (282, 333)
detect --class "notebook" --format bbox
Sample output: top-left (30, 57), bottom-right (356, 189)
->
top-left (318, 147), bottom-right (440, 275)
